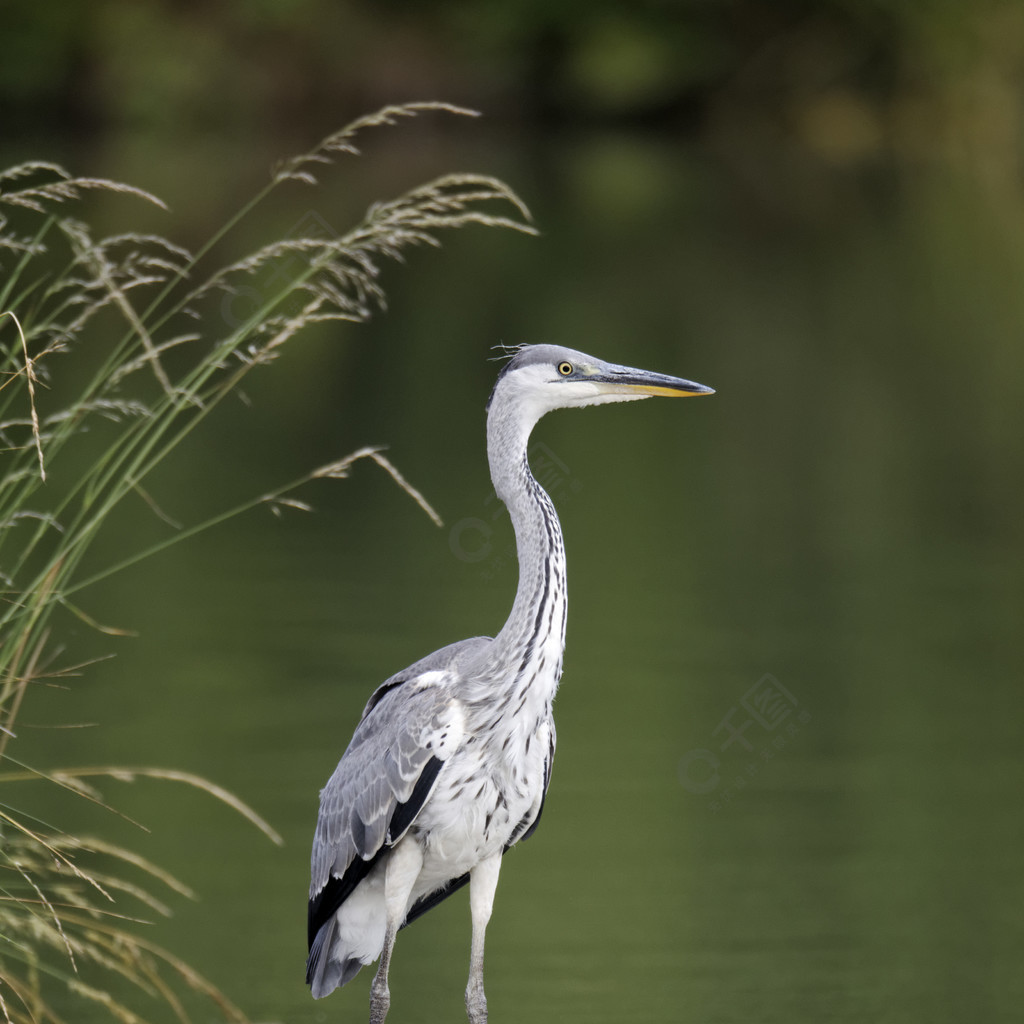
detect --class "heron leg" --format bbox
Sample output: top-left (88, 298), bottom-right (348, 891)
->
top-left (369, 927), bottom-right (393, 1024)
top-left (369, 838), bottom-right (423, 1024)
top-left (465, 852), bottom-right (502, 1024)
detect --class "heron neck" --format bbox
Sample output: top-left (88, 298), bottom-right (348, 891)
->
top-left (482, 392), bottom-right (567, 695)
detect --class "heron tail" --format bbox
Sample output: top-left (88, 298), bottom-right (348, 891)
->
top-left (306, 917), bottom-right (363, 998)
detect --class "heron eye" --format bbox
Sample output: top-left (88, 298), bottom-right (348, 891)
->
top-left (557, 361), bottom-right (573, 376)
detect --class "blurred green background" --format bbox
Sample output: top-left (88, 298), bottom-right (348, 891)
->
top-left (3, 2), bottom-right (1023, 1023)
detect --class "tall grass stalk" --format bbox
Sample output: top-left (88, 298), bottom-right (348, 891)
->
top-left (0, 101), bottom-right (534, 1023)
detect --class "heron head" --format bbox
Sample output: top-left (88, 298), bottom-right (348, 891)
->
top-left (488, 344), bottom-right (713, 423)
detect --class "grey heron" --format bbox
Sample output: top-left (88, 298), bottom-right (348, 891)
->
top-left (307, 344), bottom-right (713, 1023)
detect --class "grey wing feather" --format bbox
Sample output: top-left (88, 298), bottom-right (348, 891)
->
top-left (356, 636), bottom-right (491, 724)
top-left (309, 636), bottom-right (490, 899)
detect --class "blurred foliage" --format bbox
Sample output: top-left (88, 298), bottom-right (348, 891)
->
top-left (4, 0), bottom-right (1024, 173)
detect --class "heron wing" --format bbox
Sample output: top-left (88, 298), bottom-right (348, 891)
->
top-left (307, 637), bottom-right (489, 950)
top-left (355, 635), bottom-right (488, 724)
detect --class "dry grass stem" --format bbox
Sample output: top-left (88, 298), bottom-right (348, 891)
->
top-left (78, 768), bottom-right (284, 846)
top-left (312, 446), bottom-right (444, 527)
top-left (0, 312), bottom-right (44, 482)
top-left (58, 222), bottom-right (175, 395)
top-left (0, 162), bottom-right (167, 213)
top-left (272, 101), bottom-right (479, 185)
